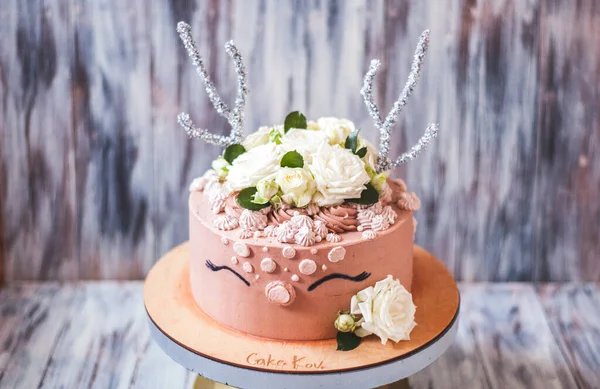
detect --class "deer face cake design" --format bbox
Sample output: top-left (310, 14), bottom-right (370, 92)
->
top-left (177, 21), bottom-right (436, 341)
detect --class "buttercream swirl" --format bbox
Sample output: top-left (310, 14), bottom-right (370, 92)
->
top-left (326, 232), bottom-right (341, 243)
top-left (388, 178), bottom-right (408, 203)
top-left (313, 220), bottom-right (328, 238)
top-left (263, 225), bottom-right (277, 237)
top-left (276, 221), bottom-right (297, 243)
top-left (239, 209), bottom-right (268, 231)
top-left (268, 207), bottom-right (308, 225)
top-left (291, 213), bottom-right (314, 230)
top-left (362, 230), bottom-right (377, 240)
top-left (238, 229), bottom-right (254, 239)
top-left (208, 187), bottom-right (228, 214)
top-left (224, 194), bottom-right (244, 218)
top-left (294, 226), bottom-right (316, 247)
top-left (397, 192), bottom-right (421, 211)
top-left (213, 215), bottom-right (239, 231)
top-left (313, 204), bottom-right (359, 233)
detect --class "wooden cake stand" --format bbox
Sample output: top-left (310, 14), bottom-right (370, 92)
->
top-left (145, 243), bottom-right (460, 389)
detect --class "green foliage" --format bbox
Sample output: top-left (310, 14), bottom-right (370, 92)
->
top-left (236, 187), bottom-right (271, 210)
top-left (336, 331), bottom-right (361, 351)
top-left (223, 144), bottom-right (246, 164)
top-left (346, 183), bottom-right (379, 205)
top-left (280, 150), bottom-right (304, 168)
top-left (284, 111), bottom-right (307, 133)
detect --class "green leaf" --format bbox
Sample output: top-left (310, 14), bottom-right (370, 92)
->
top-left (355, 147), bottom-right (367, 158)
top-left (236, 187), bottom-right (271, 210)
top-left (280, 150), bottom-right (304, 168)
top-left (223, 144), bottom-right (246, 164)
top-left (284, 111), bottom-right (307, 133)
top-left (269, 128), bottom-right (282, 144)
top-left (346, 183), bottom-right (379, 205)
top-left (336, 331), bottom-right (361, 351)
top-left (344, 130), bottom-right (359, 153)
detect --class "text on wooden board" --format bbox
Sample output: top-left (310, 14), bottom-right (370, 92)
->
top-left (245, 353), bottom-right (325, 370)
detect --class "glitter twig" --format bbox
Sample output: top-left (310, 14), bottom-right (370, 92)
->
top-left (360, 59), bottom-right (384, 130)
top-left (361, 29), bottom-right (438, 172)
top-left (391, 123), bottom-right (439, 167)
top-left (176, 22), bottom-right (248, 147)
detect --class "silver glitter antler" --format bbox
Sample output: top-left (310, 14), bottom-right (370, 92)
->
top-left (176, 21), bottom-right (249, 147)
top-left (361, 30), bottom-right (439, 173)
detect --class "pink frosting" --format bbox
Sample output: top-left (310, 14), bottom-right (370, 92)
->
top-left (313, 205), bottom-right (359, 233)
top-left (188, 191), bottom-right (414, 340)
top-left (388, 178), bottom-right (408, 203)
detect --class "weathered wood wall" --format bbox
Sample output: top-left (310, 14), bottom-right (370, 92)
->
top-left (0, 0), bottom-right (598, 282)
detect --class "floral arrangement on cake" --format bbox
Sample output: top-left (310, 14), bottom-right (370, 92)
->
top-left (177, 21), bottom-right (436, 350)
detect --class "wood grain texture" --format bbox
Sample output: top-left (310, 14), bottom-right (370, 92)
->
top-left (538, 284), bottom-right (600, 389)
top-left (1, 0), bottom-right (599, 281)
top-left (458, 284), bottom-right (578, 389)
top-left (534, 0), bottom-right (600, 281)
top-left (3, 282), bottom-right (600, 388)
top-left (0, 0), bottom-right (78, 281)
top-left (0, 282), bottom-right (196, 389)
top-left (409, 287), bottom-right (490, 389)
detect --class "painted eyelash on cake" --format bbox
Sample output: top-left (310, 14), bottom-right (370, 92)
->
top-left (307, 271), bottom-right (371, 292)
top-left (205, 260), bottom-right (250, 287)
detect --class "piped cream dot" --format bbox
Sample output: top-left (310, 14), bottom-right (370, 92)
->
top-left (231, 256), bottom-right (239, 265)
top-left (260, 258), bottom-right (277, 273)
top-left (362, 230), bottom-right (377, 240)
top-left (233, 242), bottom-right (251, 258)
top-left (291, 274), bottom-right (300, 282)
top-left (242, 262), bottom-right (254, 273)
top-left (299, 259), bottom-right (317, 275)
top-left (221, 237), bottom-right (229, 245)
top-left (284, 267), bottom-right (289, 272)
top-left (262, 247), bottom-right (269, 253)
top-left (328, 246), bottom-right (346, 263)
top-left (253, 231), bottom-right (262, 238)
top-left (282, 245), bottom-right (296, 259)
top-left (322, 264), bottom-right (328, 271)
top-left (310, 248), bottom-right (318, 255)
top-left (315, 236), bottom-right (322, 242)
top-left (255, 274), bottom-right (260, 280)
top-left (357, 225), bottom-right (364, 232)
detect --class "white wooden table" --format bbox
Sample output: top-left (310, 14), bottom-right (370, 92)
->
top-left (0, 283), bottom-right (598, 389)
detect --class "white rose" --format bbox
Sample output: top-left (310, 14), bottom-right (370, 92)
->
top-left (211, 156), bottom-right (230, 179)
top-left (370, 172), bottom-right (388, 193)
top-left (358, 137), bottom-right (380, 173)
top-left (227, 143), bottom-right (281, 191)
top-left (307, 120), bottom-right (320, 131)
top-left (350, 275), bottom-right (417, 345)
top-left (308, 143), bottom-right (371, 206)
top-left (280, 129), bottom-right (329, 163)
top-left (317, 117), bottom-right (356, 145)
top-left (254, 178), bottom-right (279, 204)
top-left (275, 167), bottom-right (316, 207)
top-left (242, 126), bottom-right (270, 149)
top-left (334, 313), bottom-right (357, 333)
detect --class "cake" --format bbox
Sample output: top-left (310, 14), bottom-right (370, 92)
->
top-left (177, 22), bottom-right (438, 348)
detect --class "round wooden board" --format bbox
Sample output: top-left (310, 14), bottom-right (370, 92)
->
top-left (145, 242), bottom-right (459, 376)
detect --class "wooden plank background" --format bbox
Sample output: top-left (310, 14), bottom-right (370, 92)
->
top-left (0, 0), bottom-right (598, 282)
top-left (1, 282), bottom-right (600, 388)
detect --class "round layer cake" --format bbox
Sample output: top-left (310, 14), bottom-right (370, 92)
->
top-left (189, 177), bottom-right (417, 341)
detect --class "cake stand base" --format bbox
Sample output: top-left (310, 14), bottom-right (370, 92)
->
top-left (145, 243), bottom-right (459, 389)
top-left (193, 376), bottom-right (410, 389)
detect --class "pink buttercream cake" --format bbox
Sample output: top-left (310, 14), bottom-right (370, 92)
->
top-left (189, 185), bottom-right (416, 340)
top-left (175, 20), bottom-right (437, 346)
